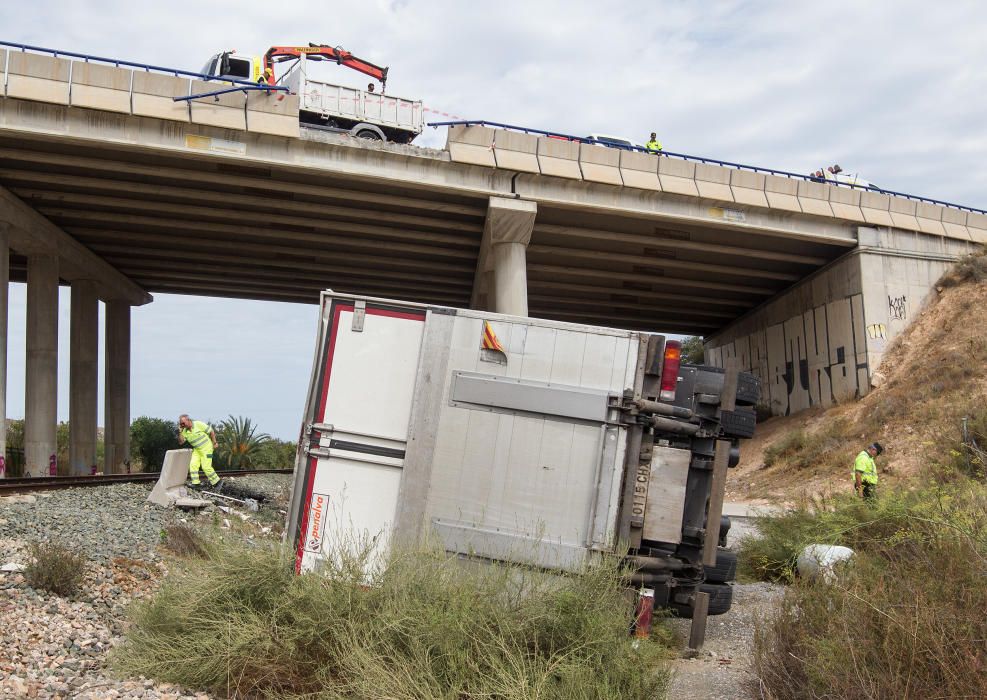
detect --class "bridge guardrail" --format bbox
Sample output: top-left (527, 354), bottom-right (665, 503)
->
top-left (428, 119), bottom-right (987, 217)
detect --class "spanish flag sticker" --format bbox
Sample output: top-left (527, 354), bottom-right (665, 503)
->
top-left (482, 321), bottom-right (506, 353)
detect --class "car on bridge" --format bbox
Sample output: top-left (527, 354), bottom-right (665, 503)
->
top-left (585, 133), bottom-right (642, 150)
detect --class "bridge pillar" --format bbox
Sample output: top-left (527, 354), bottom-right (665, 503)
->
top-left (69, 280), bottom-right (99, 476)
top-left (0, 225), bottom-right (7, 474)
top-left (472, 197), bottom-right (536, 316)
top-left (104, 300), bottom-right (131, 475)
top-left (25, 253), bottom-right (59, 476)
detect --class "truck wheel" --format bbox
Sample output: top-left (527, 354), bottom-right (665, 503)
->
top-left (704, 548), bottom-right (737, 584)
top-left (720, 406), bottom-right (756, 439)
top-left (669, 582), bottom-right (733, 617)
top-left (356, 129), bottom-right (383, 141)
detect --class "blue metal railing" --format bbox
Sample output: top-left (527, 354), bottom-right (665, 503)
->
top-left (0, 38), bottom-right (263, 87)
top-left (428, 119), bottom-right (987, 216)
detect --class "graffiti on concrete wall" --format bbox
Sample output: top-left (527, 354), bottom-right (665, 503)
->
top-left (706, 294), bottom-right (869, 416)
top-left (867, 323), bottom-right (887, 340)
top-left (888, 294), bottom-right (907, 321)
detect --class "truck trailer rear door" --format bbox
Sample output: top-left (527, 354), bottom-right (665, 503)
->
top-left (292, 297), bottom-right (425, 573)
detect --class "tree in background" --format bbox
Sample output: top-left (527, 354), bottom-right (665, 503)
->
top-left (215, 416), bottom-right (271, 470)
top-left (130, 417), bottom-right (181, 471)
top-left (680, 336), bottom-right (705, 365)
top-left (251, 438), bottom-right (298, 468)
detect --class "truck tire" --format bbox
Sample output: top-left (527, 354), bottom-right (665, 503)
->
top-left (684, 365), bottom-right (761, 406)
top-left (356, 129), bottom-right (383, 140)
top-left (705, 548), bottom-right (737, 584)
top-left (720, 406), bottom-right (756, 439)
top-left (670, 583), bottom-right (734, 617)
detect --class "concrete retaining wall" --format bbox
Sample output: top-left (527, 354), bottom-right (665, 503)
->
top-left (445, 125), bottom-right (987, 243)
top-left (705, 228), bottom-right (978, 415)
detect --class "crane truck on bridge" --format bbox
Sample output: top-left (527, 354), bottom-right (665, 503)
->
top-left (200, 43), bottom-right (423, 144)
top-left (285, 291), bottom-right (760, 644)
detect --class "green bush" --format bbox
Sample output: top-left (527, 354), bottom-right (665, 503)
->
top-left (112, 542), bottom-right (670, 699)
top-left (130, 417), bottom-right (180, 471)
top-left (25, 541), bottom-right (88, 596)
top-left (750, 480), bottom-right (987, 699)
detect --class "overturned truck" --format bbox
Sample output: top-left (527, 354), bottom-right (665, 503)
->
top-left (285, 292), bottom-right (758, 641)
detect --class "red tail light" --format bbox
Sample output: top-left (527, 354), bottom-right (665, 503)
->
top-left (659, 340), bottom-right (682, 401)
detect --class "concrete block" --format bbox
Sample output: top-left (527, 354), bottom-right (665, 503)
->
top-left (939, 207), bottom-right (971, 240)
top-left (888, 197), bottom-right (920, 232)
top-left (147, 449), bottom-right (192, 507)
top-left (492, 129), bottom-right (540, 174)
top-left (914, 202), bottom-right (946, 236)
top-left (729, 170), bottom-right (769, 208)
top-left (578, 143), bottom-right (622, 186)
top-left (763, 174), bottom-right (801, 213)
top-left (132, 72), bottom-right (191, 122)
top-left (68, 62), bottom-right (132, 114)
top-left (618, 149), bottom-right (660, 190)
top-left (447, 125), bottom-right (496, 167)
top-left (246, 91), bottom-right (300, 138)
top-left (796, 180), bottom-right (834, 217)
top-left (189, 79), bottom-right (247, 130)
top-left (657, 157), bottom-right (699, 196)
top-left (4, 51), bottom-right (70, 105)
top-left (536, 137), bottom-right (582, 179)
top-left (694, 163), bottom-right (733, 202)
top-left (858, 191), bottom-right (894, 227)
top-left (967, 211), bottom-right (987, 244)
top-left (827, 186), bottom-right (865, 222)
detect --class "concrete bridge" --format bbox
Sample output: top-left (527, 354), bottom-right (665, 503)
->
top-left (0, 45), bottom-right (983, 474)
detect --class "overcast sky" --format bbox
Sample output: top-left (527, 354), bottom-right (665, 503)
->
top-left (2, 1), bottom-right (986, 439)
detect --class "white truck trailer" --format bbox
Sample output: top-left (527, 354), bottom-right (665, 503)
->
top-left (286, 292), bottom-right (758, 636)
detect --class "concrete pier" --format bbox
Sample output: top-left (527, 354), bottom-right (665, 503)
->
top-left (0, 225), bottom-right (7, 471)
top-left (69, 280), bottom-right (98, 475)
top-left (25, 253), bottom-right (59, 476)
top-left (473, 197), bottom-right (537, 317)
top-left (103, 300), bottom-right (130, 474)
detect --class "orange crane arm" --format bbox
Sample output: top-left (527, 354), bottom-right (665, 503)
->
top-left (263, 43), bottom-right (388, 86)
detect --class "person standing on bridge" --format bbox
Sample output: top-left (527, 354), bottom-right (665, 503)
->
top-left (852, 442), bottom-right (882, 500)
top-left (178, 414), bottom-right (222, 490)
top-left (645, 132), bottom-right (663, 154)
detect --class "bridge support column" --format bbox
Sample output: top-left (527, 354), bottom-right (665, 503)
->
top-left (25, 253), bottom-right (59, 477)
top-left (69, 280), bottom-right (99, 476)
top-left (0, 225), bottom-right (7, 475)
top-left (104, 300), bottom-right (131, 475)
top-left (471, 197), bottom-right (536, 316)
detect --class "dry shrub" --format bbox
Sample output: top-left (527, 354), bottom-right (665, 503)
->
top-left (762, 418), bottom-right (855, 474)
top-left (937, 247), bottom-right (987, 288)
top-left (111, 541), bottom-right (670, 699)
top-left (161, 523), bottom-right (208, 558)
top-left (25, 541), bottom-right (87, 596)
top-left (749, 480), bottom-right (987, 699)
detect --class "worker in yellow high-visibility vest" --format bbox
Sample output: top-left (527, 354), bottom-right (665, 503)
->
top-left (178, 414), bottom-right (222, 489)
top-left (645, 132), bottom-right (663, 153)
top-left (852, 442), bottom-right (882, 500)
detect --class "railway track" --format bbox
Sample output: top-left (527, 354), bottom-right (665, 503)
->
top-left (0, 468), bottom-right (294, 495)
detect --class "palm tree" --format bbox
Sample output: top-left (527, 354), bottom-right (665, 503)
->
top-left (216, 416), bottom-right (271, 470)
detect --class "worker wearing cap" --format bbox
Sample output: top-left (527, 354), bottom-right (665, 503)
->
top-left (853, 442), bottom-right (882, 500)
top-left (178, 414), bottom-right (222, 489)
top-left (645, 132), bottom-right (663, 154)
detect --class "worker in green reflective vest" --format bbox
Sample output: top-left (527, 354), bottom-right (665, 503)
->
top-left (178, 414), bottom-right (222, 489)
top-left (645, 132), bottom-right (663, 153)
top-left (853, 442), bottom-right (882, 500)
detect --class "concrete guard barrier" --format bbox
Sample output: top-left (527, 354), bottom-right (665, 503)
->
top-left (730, 170), bottom-right (769, 208)
top-left (763, 174), bottom-right (802, 213)
top-left (618, 149), bottom-right (660, 190)
top-left (578, 142), bottom-right (622, 185)
top-left (4, 51), bottom-right (70, 105)
top-left (966, 212), bottom-right (987, 244)
top-left (827, 186), bottom-right (866, 222)
top-left (246, 91), bottom-right (301, 138)
top-left (694, 162), bottom-right (733, 202)
top-left (70, 62), bottom-right (131, 114)
top-left (131, 72), bottom-right (191, 122)
top-left (858, 191), bottom-right (895, 227)
top-left (536, 137), bottom-right (581, 179)
top-left (492, 129), bottom-right (540, 174)
top-left (657, 157), bottom-right (699, 196)
top-left (915, 202), bottom-right (946, 236)
top-left (940, 206), bottom-right (972, 240)
top-left (188, 79), bottom-right (247, 130)
top-left (796, 180), bottom-right (834, 217)
top-left (447, 124), bottom-right (496, 167)
top-left (888, 197), bottom-right (921, 231)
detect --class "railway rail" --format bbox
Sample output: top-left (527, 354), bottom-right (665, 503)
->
top-left (0, 468), bottom-right (294, 495)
